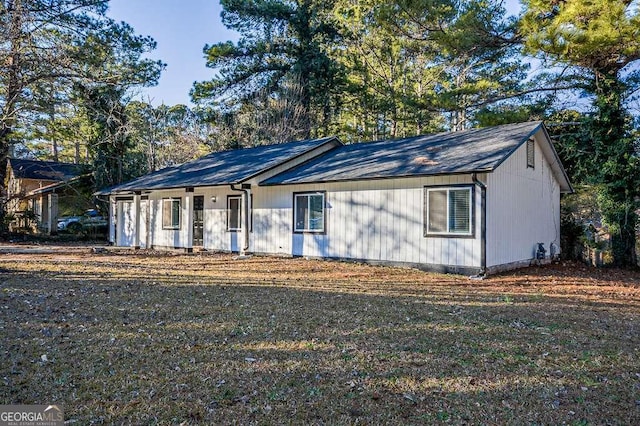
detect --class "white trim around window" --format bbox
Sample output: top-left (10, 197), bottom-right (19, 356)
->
top-left (162, 198), bottom-right (181, 230)
top-left (227, 195), bottom-right (242, 231)
top-left (293, 192), bottom-right (326, 233)
top-left (424, 186), bottom-right (474, 237)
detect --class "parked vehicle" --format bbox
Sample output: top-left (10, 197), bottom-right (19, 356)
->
top-left (58, 209), bottom-right (107, 234)
top-left (57, 215), bottom-right (83, 232)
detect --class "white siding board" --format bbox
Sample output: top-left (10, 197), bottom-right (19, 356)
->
top-left (486, 131), bottom-right (561, 268)
top-left (274, 175), bottom-right (482, 268)
top-left (116, 200), bottom-right (134, 247)
top-left (113, 173), bottom-right (484, 271)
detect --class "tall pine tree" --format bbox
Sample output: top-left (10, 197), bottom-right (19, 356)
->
top-left (191, 0), bottom-right (344, 143)
top-left (521, 0), bottom-right (640, 266)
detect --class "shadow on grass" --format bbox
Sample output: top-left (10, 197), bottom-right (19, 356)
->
top-left (0, 257), bottom-right (638, 424)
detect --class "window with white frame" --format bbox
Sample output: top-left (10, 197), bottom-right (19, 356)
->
top-left (227, 195), bottom-right (241, 231)
top-left (294, 192), bottom-right (325, 233)
top-left (425, 187), bottom-right (473, 236)
top-left (162, 198), bottom-right (181, 230)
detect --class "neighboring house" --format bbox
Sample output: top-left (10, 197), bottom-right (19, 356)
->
top-left (5, 158), bottom-right (88, 233)
top-left (99, 122), bottom-right (573, 275)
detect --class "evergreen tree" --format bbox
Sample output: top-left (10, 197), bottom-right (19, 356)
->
top-left (333, 0), bottom-right (445, 141)
top-left (72, 20), bottom-right (164, 189)
top-left (0, 0), bottom-right (163, 226)
top-left (382, 0), bottom-right (528, 131)
top-left (1, 1), bottom-right (105, 186)
top-left (191, 0), bottom-right (344, 143)
top-left (521, 0), bottom-right (640, 266)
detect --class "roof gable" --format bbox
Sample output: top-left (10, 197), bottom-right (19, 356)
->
top-left (101, 136), bottom-right (341, 194)
top-left (8, 158), bottom-right (87, 182)
top-left (262, 122), bottom-right (553, 185)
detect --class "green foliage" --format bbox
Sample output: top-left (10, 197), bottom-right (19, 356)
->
top-left (521, 0), bottom-right (640, 72)
top-left (125, 102), bottom-right (212, 173)
top-left (334, 0), bottom-right (528, 135)
top-left (332, 0), bottom-right (446, 140)
top-left (70, 17), bottom-right (163, 190)
top-left (521, 0), bottom-right (640, 266)
top-left (560, 185), bottom-right (602, 260)
top-left (474, 97), bottom-right (553, 127)
top-left (196, 0), bottom-right (530, 146)
top-left (0, 0), bottom-right (164, 226)
top-left (192, 0), bottom-right (344, 141)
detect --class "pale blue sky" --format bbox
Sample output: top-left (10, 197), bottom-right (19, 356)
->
top-left (108, 0), bottom-right (238, 106)
top-left (107, 0), bottom-right (523, 107)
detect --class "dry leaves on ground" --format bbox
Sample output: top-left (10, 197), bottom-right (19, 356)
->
top-left (0, 250), bottom-right (638, 424)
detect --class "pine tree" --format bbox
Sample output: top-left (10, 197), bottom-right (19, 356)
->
top-left (191, 0), bottom-right (344, 143)
top-left (521, 0), bottom-right (640, 266)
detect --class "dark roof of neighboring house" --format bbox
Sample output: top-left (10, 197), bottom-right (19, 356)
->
top-left (8, 158), bottom-right (87, 182)
top-left (263, 122), bottom-right (568, 188)
top-left (100, 136), bottom-right (340, 194)
top-left (26, 174), bottom-right (93, 197)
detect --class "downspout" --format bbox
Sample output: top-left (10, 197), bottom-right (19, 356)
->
top-left (472, 173), bottom-right (487, 276)
top-left (230, 183), bottom-right (251, 254)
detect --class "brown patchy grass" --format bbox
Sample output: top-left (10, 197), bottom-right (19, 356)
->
top-left (0, 250), bottom-right (639, 425)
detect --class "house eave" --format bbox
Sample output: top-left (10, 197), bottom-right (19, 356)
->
top-left (259, 169), bottom-right (495, 186)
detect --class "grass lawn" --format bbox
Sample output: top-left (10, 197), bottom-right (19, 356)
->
top-left (1, 250), bottom-right (639, 424)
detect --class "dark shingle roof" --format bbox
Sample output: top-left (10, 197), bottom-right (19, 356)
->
top-left (8, 158), bottom-right (87, 181)
top-left (102, 136), bottom-right (339, 193)
top-left (263, 122), bottom-right (544, 185)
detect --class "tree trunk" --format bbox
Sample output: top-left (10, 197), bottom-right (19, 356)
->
top-left (1, 0), bottom-right (24, 230)
top-left (293, 0), bottom-right (313, 140)
top-left (49, 99), bottom-right (59, 162)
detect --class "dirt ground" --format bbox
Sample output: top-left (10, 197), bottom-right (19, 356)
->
top-left (0, 248), bottom-right (638, 424)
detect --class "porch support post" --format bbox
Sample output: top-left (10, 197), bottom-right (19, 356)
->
top-left (185, 188), bottom-right (194, 253)
top-left (242, 185), bottom-right (251, 255)
top-left (133, 192), bottom-right (141, 249)
top-left (472, 173), bottom-right (487, 276)
top-left (108, 196), bottom-right (116, 244)
top-left (47, 193), bottom-right (58, 235)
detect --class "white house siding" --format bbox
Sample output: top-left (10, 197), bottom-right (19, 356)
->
top-left (145, 189), bottom-right (185, 249)
top-left (252, 175), bottom-right (482, 271)
top-left (486, 130), bottom-right (561, 270)
top-left (115, 199), bottom-right (134, 246)
top-left (108, 198), bottom-right (116, 243)
top-left (139, 199), bottom-right (149, 248)
top-left (137, 187), bottom-right (238, 251)
top-left (252, 186), bottom-right (293, 255)
top-left (201, 187), bottom-right (245, 252)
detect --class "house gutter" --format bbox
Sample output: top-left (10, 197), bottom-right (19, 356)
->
top-left (472, 173), bottom-right (487, 276)
top-left (230, 183), bottom-right (251, 254)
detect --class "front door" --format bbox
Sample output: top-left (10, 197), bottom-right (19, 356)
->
top-left (193, 195), bottom-right (204, 247)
